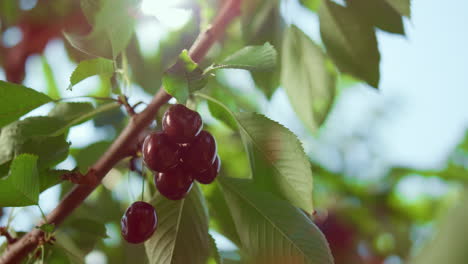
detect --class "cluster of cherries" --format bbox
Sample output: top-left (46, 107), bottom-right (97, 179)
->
top-left (121, 104), bottom-right (221, 244)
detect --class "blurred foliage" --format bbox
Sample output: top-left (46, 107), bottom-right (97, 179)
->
top-left (1, 0), bottom-right (467, 264)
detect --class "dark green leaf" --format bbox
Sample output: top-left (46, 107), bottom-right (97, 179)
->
top-left (54, 233), bottom-right (86, 264)
top-left (145, 184), bottom-right (211, 264)
top-left (319, 0), bottom-right (380, 87)
top-left (41, 56), bottom-right (61, 100)
top-left (204, 182), bottom-right (241, 246)
top-left (49, 102), bottom-right (94, 124)
top-left (346, 0), bottom-right (405, 35)
top-left (0, 154), bottom-right (39, 207)
top-left (208, 43), bottom-right (277, 72)
top-left (219, 177), bottom-right (333, 264)
top-left (281, 25), bottom-right (336, 132)
top-left (235, 112), bottom-right (314, 214)
top-left (69, 58), bottom-right (114, 88)
top-left (0, 81), bottom-right (53, 128)
top-left (39, 169), bottom-right (68, 192)
top-left (163, 50), bottom-right (208, 104)
top-left (200, 94), bottom-right (238, 130)
top-left (60, 217), bottom-right (108, 255)
top-left (0, 117), bottom-right (69, 169)
top-left (385, 0), bottom-right (411, 17)
top-left (49, 102), bottom-right (119, 136)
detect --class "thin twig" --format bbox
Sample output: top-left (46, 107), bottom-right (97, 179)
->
top-left (0, 1), bottom-right (241, 263)
top-left (0, 227), bottom-right (17, 245)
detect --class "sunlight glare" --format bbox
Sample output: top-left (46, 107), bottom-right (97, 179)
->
top-left (141, 0), bottom-right (192, 29)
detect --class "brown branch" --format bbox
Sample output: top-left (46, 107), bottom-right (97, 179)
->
top-left (0, 0), bottom-right (241, 263)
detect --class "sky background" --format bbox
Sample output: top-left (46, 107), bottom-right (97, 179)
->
top-left (1, 0), bottom-right (467, 263)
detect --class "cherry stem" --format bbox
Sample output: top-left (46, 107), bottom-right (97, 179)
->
top-left (0, 1), bottom-right (241, 263)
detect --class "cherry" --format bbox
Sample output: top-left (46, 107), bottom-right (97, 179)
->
top-left (182, 130), bottom-right (217, 173)
top-left (162, 104), bottom-right (203, 144)
top-left (142, 132), bottom-right (181, 172)
top-left (194, 155), bottom-right (221, 184)
top-left (155, 165), bottom-right (193, 200)
top-left (121, 201), bottom-right (157, 244)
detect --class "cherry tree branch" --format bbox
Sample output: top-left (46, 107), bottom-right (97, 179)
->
top-left (0, 1), bottom-right (241, 263)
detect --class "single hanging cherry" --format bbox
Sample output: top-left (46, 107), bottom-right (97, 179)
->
top-left (121, 201), bottom-right (158, 244)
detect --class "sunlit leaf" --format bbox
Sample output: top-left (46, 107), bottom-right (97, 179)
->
top-left (69, 58), bottom-right (114, 88)
top-left (220, 177), bottom-right (333, 264)
top-left (281, 25), bottom-right (336, 132)
top-left (236, 112), bottom-right (314, 214)
top-left (208, 43), bottom-right (277, 72)
top-left (0, 81), bottom-right (52, 128)
top-left (41, 56), bottom-right (61, 100)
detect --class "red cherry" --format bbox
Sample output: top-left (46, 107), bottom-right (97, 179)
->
top-left (142, 132), bottom-right (181, 172)
top-left (162, 104), bottom-right (203, 144)
top-left (155, 165), bottom-right (193, 200)
top-left (194, 155), bottom-right (221, 184)
top-left (182, 130), bottom-right (217, 173)
top-left (121, 201), bottom-right (157, 244)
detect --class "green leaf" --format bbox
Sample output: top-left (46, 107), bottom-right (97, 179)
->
top-left (41, 56), bottom-right (61, 100)
top-left (54, 232), bottom-right (86, 264)
top-left (60, 217), bottom-right (108, 255)
top-left (236, 112), bottom-right (314, 214)
top-left (39, 169), bottom-right (67, 192)
top-left (202, 94), bottom-right (238, 131)
top-left (163, 73), bottom-right (190, 105)
top-left (0, 154), bottom-right (39, 207)
top-left (49, 102), bottom-right (95, 124)
top-left (281, 26), bottom-right (336, 132)
top-left (0, 81), bottom-right (53, 128)
top-left (219, 177), bottom-right (333, 264)
top-left (37, 223), bottom-right (56, 234)
top-left (145, 184), bottom-right (211, 264)
top-left (49, 102), bottom-right (120, 137)
top-left (208, 43), bottom-right (277, 72)
top-left (241, 0), bottom-right (278, 43)
top-left (90, 0), bottom-right (136, 57)
top-left (411, 192), bottom-right (468, 264)
top-left (300, 0), bottom-right (322, 12)
top-left (0, 117), bottom-right (69, 169)
top-left (319, 0), bottom-right (380, 87)
top-left (208, 233), bottom-right (223, 264)
top-left (346, 0), bottom-right (405, 35)
top-left (63, 31), bottom-right (113, 59)
top-left (196, 94), bottom-right (313, 213)
top-left (71, 141), bottom-right (112, 173)
top-left (163, 50), bottom-right (208, 104)
top-left (69, 58), bottom-right (114, 88)
top-left (385, 0), bottom-right (411, 17)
